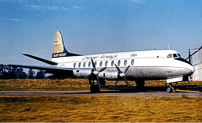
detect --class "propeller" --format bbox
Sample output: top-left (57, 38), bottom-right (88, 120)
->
top-left (114, 64), bottom-right (130, 86)
top-left (85, 58), bottom-right (107, 87)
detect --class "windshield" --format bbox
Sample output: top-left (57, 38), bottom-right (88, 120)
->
top-left (177, 53), bottom-right (181, 58)
top-left (167, 54), bottom-right (172, 58)
top-left (167, 53), bottom-right (181, 58)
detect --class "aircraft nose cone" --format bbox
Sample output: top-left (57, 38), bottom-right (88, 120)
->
top-left (191, 65), bottom-right (195, 74)
top-left (188, 64), bottom-right (195, 75)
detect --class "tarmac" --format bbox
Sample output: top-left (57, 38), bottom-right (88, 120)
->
top-left (0, 90), bottom-right (201, 97)
top-left (0, 85), bottom-right (201, 97)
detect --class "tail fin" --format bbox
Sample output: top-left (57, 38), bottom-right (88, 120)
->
top-left (52, 31), bottom-right (81, 58)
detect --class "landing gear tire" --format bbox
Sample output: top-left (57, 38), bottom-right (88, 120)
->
top-left (135, 80), bottom-right (145, 91)
top-left (100, 79), bottom-right (106, 86)
top-left (167, 83), bottom-right (175, 93)
top-left (90, 85), bottom-right (100, 93)
top-left (136, 84), bottom-right (145, 91)
top-left (166, 87), bottom-right (172, 93)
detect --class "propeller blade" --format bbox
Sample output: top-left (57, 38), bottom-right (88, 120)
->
top-left (123, 77), bottom-right (130, 86)
top-left (114, 78), bottom-right (120, 86)
top-left (96, 75), bottom-right (101, 87)
top-left (124, 65), bottom-right (130, 74)
top-left (91, 58), bottom-right (96, 70)
top-left (85, 75), bottom-right (93, 79)
top-left (99, 67), bottom-right (107, 72)
top-left (115, 64), bottom-right (122, 73)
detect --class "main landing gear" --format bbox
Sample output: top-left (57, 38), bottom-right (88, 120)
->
top-left (90, 85), bottom-right (100, 93)
top-left (135, 80), bottom-right (145, 91)
top-left (89, 79), bottom-right (106, 93)
top-left (166, 83), bottom-right (175, 93)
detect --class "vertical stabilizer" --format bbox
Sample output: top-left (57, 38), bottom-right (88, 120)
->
top-left (52, 31), bottom-right (81, 58)
top-left (53, 31), bottom-right (65, 54)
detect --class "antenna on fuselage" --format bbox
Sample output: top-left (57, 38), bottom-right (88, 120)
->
top-left (168, 44), bottom-right (171, 50)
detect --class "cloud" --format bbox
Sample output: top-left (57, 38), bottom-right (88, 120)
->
top-left (12, 18), bottom-right (23, 22)
top-left (8, 18), bottom-right (27, 22)
top-left (29, 4), bottom-right (40, 11)
top-left (130, 0), bottom-right (143, 3)
top-left (47, 6), bottom-right (58, 11)
top-left (29, 4), bottom-right (58, 11)
top-left (28, 4), bottom-right (82, 11)
top-left (72, 5), bottom-right (83, 9)
top-left (61, 7), bottom-right (69, 11)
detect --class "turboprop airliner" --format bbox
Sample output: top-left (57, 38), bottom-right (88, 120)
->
top-left (7, 31), bottom-right (195, 93)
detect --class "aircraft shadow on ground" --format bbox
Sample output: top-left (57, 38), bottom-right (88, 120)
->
top-left (100, 85), bottom-right (202, 93)
top-left (61, 85), bottom-right (202, 95)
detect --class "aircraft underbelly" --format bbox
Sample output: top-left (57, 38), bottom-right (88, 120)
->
top-left (126, 66), bottom-right (181, 80)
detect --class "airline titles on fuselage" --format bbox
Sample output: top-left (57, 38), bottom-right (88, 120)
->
top-left (81, 53), bottom-right (138, 61)
top-left (82, 55), bottom-right (118, 60)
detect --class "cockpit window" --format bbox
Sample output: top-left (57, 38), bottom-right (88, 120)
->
top-left (177, 53), bottom-right (181, 58)
top-left (173, 54), bottom-right (178, 58)
top-left (167, 54), bottom-right (172, 58)
top-left (167, 53), bottom-right (181, 58)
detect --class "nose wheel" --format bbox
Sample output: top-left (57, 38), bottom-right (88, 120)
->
top-left (166, 83), bottom-right (175, 93)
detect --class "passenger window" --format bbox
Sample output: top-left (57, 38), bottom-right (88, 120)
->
top-left (124, 60), bottom-right (127, 66)
top-left (83, 62), bottom-right (86, 67)
top-left (78, 62), bottom-right (81, 68)
top-left (167, 54), bottom-right (172, 58)
top-left (95, 62), bottom-right (97, 67)
top-left (88, 62), bottom-right (91, 67)
top-left (111, 61), bottom-right (114, 66)
top-left (173, 54), bottom-right (177, 58)
top-left (117, 60), bottom-right (121, 66)
top-left (105, 61), bottom-right (108, 67)
top-left (131, 59), bottom-right (134, 65)
top-left (100, 61), bottom-right (102, 67)
top-left (73, 63), bottom-right (76, 68)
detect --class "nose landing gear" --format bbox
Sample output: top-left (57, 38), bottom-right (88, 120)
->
top-left (166, 83), bottom-right (175, 93)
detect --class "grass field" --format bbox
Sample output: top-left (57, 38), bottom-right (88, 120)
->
top-left (0, 79), bottom-right (90, 91)
top-left (0, 79), bottom-right (202, 122)
top-left (0, 79), bottom-right (202, 91)
top-left (0, 96), bottom-right (202, 122)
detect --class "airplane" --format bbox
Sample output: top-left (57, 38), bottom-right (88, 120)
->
top-left (7, 31), bottom-right (195, 93)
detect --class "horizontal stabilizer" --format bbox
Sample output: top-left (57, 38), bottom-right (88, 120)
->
top-left (23, 54), bottom-right (58, 65)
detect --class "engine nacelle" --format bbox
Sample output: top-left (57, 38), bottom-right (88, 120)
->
top-left (99, 70), bottom-right (118, 80)
top-left (73, 69), bottom-right (92, 77)
top-left (73, 69), bottom-right (119, 80)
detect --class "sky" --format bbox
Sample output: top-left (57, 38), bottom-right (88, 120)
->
top-left (0, 0), bottom-right (202, 66)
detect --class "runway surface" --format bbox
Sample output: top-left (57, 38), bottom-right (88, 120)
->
top-left (0, 90), bottom-right (201, 97)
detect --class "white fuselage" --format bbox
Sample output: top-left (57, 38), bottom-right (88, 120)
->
top-left (51, 50), bottom-right (194, 80)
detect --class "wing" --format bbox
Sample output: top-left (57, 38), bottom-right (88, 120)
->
top-left (6, 64), bottom-right (74, 75)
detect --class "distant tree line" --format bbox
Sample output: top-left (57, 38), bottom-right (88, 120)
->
top-left (0, 64), bottom-right (46, 79)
